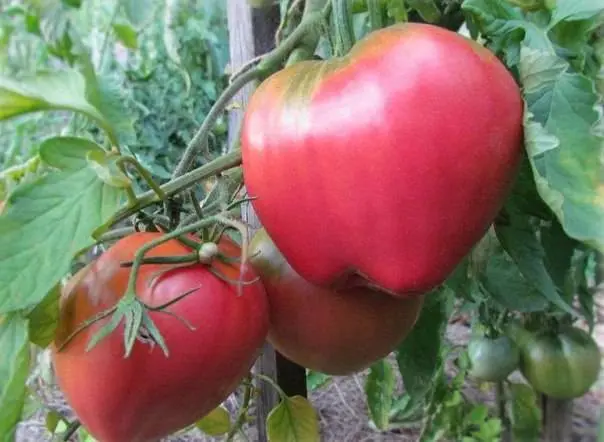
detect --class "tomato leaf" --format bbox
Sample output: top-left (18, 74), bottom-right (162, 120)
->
top-left (550, 0), bottom-right (604, 26)
top-left (306, 370), bottom-right (331, 391)
top-left (508, 382), bottom-right (541, 442)
top-left (386, 0), bottom-right (408, 22)
top-left (0, 155), bottom-right (125, 313)
top-left (0, 70), bottom-right (119, 145)
top-left (365, 359), bottom-right (395, 430)
top-left (462, 0), bottom-right (552, 65)
top-left (520, 47), bottom-right (604, 254)
top-left (26, 285), bottom-right (60, 348)
top-left (396, 289), bottom-right (453, 399)
top-left (112, 22), bottom-right (138, 50)
top-left (45, 410), bottom-right (64, 434)
top-left (495, 217), bottom-right (576, 316)
top-left (366, 359), bottom-right (395, 430)
top-left (196, 406), bottom-right (231, 436)
top-left (407, 0), bottom-right (441, 23)
top-left (0, 314), bottom-right (30, 441)
top-left (39, 136), bottom-right (106, 170)
top-left (540, 219), bottom-right (578, 296)
top-left (266, 396), bottom-right (320, 442)
top-left (121, 0), bottom-right (158, 28)
top-left (482, 250), bottom-right (549, 312)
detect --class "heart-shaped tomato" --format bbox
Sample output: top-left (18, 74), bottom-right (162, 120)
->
top-left (52, 233), bottom-right (268, 442)
top-left (241, 23), bottom-right (523, 296)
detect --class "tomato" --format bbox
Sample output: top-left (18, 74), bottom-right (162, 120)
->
top-left (51, 233), bottom-right (269, 442)
top-left (241, 23), bottom-right (523, 297)
top-left (467, 335), bottom-right (519, 382)
top-left (249, 228), bottom-right (424, 375)
top-left (517, 326), bottom-right (601, 399)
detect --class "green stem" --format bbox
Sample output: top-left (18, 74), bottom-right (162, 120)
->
top-left (226, 375), bottom-right (254, 442)
top-left (171, 0), bottom-right (330, 180)
top-left (497, 381), bottom-right (510, 441)
top-left (119, 253), bottom-right (198, 268)
top-left (255, 373), bottom-right (288, 401)
top-left (124, 217), bottom-right (222, 296)
top-left (96, 227), bottom-right (136, 244)
top-left (117, 156), bottom-right (167, 201)
top-left (331, 0), bottom-right (355, 55)
top-left (172, 70), bottom-right (261, 179)
top-left (367, 0), bottom-right (383, 30)
top-left (60, 419), bottom-right (81, 442)
top-left (108, 150), bottom-right (242, 228)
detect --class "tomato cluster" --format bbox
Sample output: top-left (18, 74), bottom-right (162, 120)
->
top-left (52, 23), bottom-right (530, 442)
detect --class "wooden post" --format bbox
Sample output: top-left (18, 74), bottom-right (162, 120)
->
top-left (226, 2), bottom-right (307, 441)
top-left (542, 396), bottom-right (573, 442)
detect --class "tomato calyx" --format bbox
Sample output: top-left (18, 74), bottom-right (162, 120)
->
top-left (60, 213), bottom-right (257, 357)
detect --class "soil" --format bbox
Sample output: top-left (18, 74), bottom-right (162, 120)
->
top-left (17, 301), bottom-right (604, 442)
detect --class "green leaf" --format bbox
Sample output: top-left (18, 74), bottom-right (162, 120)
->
top-left (196, 406), bottom-right (231, 436)
top-left (407, 0), bottom-right (441, 23)
top-left (39, 136), bottom-right (105, 170)
top-left (366, 359), bottom-right (395, 430)
top-left (495, 216), bottom-right (576, 315)
top-left (0, 158), bottom-right (125, 313)
top-left (306, 370), bottom-right (331, 391)
top-left (46, 410), bottom-right (64, 433)
top-left (267, 396), bottom-right (319, 442)
top-left (0, 314), bottom-right (30, 441)
top-left (86, 150), bottom-right (131, 188)
top-left (0, 70), bottom-right (120, 145)
top-left (386, 0), bottom-right (408, 22)
top-left (549, 0), bottom-right (604, 26)
top-left (482, 249), bottom-right (549, 312)
top-left (540, 219), bottom-right (578, 295)
top-left (520, 47), bottom-right (604, 254)
top-left (27, 285), bottom-right (60, 348)
top-left (508, 382), bottom-right (541, 442)
top-left (396, 289), bottom-right (453, 399)
top-left (122, 0), bottom-right (158, 28)
top-left (112, 23), bottom-right (138, 50)
top-left (462, 0), bottom-right (553, 65)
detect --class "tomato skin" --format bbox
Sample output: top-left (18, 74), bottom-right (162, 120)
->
top-left (249, 228), bottom-right (424, 375)
top-left (52, 233), bottom-right (269, 442)
top-left (467, 335), bottom-right (519, 382)
top-left (519, 326), bottom-right (601, 399)
top-left (241, 23), bottom-right (523, 296)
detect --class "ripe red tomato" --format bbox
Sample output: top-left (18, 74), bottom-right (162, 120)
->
top-left (52, 233), bottom-right (269, 442)
top-left (249, 228), bottom-right (424, 375)
top-left (241, 23), bottom-right (523, 296)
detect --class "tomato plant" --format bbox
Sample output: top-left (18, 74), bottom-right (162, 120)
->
top-left (516, 326), bottom-right (601, 399)
top-left (467, 334), bottom-right (519, 382)
top-left (241, 22), bottom-right (523, 297)
top-left (52, 233), bottom-right (269, 442)
top-left (249, 228), bottom-right (424, 374)
top-left (0, 0), bottom-right (602, 441)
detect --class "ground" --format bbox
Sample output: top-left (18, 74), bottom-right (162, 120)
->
top-left (17, 298), bottom-right (604, 442)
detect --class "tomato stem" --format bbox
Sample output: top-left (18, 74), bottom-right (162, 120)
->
top-left (60, 419), bottom-right (81, 441)
top-left (116, 156), bottom-right (167, 201)
top-left (119, 253), bottom-right (199, 268)
top-left (255, 373), bottom-right (289, 401)
top-left (367, 0), bottom-right (383, 31)
top-left (331, 0), bottom-right (355, 56)
top-left (106, 150), bottom-right (242, 229)
top-left (226, 374), bottom-right (253, 442)
top-left (172, 69), bottom-right (261, 179)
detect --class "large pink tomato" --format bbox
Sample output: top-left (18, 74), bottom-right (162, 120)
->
top-left (241, 23), bottom-right (523, 296)
top-left (52, 233), bottom-right (269, 442)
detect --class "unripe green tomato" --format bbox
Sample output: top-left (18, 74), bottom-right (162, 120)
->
top-left (247, 0), bottom-right (274, 8)
top-left (468, 335), bottom-right (520, 382)
top-left (519, 326), bottom-right (601, 399)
